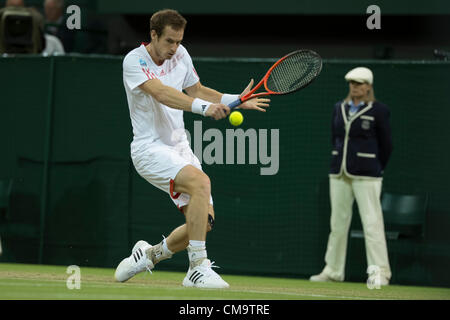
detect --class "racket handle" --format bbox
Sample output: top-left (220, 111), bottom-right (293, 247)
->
top-left (228, 99), bottom-right (242, 109)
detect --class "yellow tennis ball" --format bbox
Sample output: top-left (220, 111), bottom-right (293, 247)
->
top-left (229, 111), bottom-right (244, 126)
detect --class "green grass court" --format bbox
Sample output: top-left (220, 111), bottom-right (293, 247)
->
top-left (0, 263), bottom-right (449, 300)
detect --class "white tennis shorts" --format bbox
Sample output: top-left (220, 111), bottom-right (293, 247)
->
top-left (131, 141), bottom-right (213, 211)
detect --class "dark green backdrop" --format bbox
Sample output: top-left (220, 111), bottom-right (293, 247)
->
top-left (1, 0), bottom-right (449, 14)
top-left (0, 55), bottom-right (449, 287)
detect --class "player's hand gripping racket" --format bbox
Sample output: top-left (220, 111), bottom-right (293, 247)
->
top-left (228, 50), bottom-right (323, 109)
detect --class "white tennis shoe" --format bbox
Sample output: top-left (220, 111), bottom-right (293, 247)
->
top-left (114, 240), bottom-right (154, 282)
top-left (309, 271), bottom-right (341, 282)
top-left (182, 259), bottom-right (229, 289)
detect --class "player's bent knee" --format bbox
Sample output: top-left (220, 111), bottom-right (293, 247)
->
top-left (189, 173), bottom-right (211, 198)
top-left (174, 166), bottom-right (211, 197)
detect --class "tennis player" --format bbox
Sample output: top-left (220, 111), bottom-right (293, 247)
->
top-left (115, 9), bottom-right (269, 288)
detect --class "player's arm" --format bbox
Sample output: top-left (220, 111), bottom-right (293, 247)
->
top-left (184, 81), bottom-right (222, 103)
top-left (185, 80), bottom-right (270, 112)
top-left (139, 78), bottom-right (193, 111)
top-left (138, 78), bottom-right (230, 120)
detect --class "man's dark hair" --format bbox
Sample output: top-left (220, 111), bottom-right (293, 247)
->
top-left (150, 9), bottom-right (187, 37)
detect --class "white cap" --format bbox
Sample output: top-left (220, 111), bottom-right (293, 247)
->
top-left (344, 67), bottom-right (373, 85)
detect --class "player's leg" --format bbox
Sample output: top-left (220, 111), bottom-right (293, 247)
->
top-left (116, 223), bottom-right (189, 280)
top-left (140, 166), bottom-right (215, 266)
top-left (169, 167), bottom-right (227, 288)
top-left (163, 204), bottom-right (214, 254)
top-left (164, 224), bottom-right (189, 253)
top-left (115, 145), bottom-right (225, 286)
top-left (142, 202), bottom-right (214, 270)
top-left (180, 204), bottom-right (226, 288)
top-left (172, 165), bottom-right (213, 269)
top-left (172, 165), bottom-right (210, 242)
top-left (311, 175), bottom-right (354, 282)
top-left (114, 144), bottom-right (187, 282)
top-left (352, 179), bottom-right (391, 285)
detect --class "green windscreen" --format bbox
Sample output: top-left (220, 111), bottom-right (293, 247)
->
top-left (0, 55), bottom-right (449, 286)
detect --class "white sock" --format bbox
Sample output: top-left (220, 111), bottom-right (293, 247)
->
top-left (187, 240), bottom-right (207, 266)
top-left (162, 238), bottom-right (174, 256)
top-left (147, 238), bottom-right (173, 264)
top-left (189, 240), bottom-right (206, 248)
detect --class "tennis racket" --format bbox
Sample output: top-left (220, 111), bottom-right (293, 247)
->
top-left (228, 50), bottom-right (322, 109)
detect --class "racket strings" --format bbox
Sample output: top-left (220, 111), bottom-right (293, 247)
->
top-left (267, 51), bottom-right (322, 94)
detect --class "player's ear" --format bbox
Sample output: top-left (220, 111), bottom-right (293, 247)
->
top-left (150, 30), bottom-right (157, 41)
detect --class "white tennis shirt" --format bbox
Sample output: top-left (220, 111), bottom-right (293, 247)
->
top-left (123, 44), bottom-right (199, 153)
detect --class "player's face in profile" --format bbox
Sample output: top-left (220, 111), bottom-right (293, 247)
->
top-left (152, 26), bottom-right (184, 61)
top-left (349, 81), bottom-right (369, 99)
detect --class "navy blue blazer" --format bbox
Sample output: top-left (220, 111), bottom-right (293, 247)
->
top-left (329, 100), bottom-right (393, 178)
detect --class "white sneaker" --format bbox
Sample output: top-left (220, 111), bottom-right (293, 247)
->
top-left (182, 259), bottom-right (229, 289)
top-left (114, 240), bottom-right (154, 282)
top-left (309, 272), bottom-right (340, 282)
top-left (380, 277), bottom-right (389, 286)
top-left (132, 240), bottom-right (150, 254)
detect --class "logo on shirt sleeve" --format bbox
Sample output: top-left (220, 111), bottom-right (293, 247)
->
top-left (139, 58), bottom-right (147, 67)
top-left (139, 58), bottom-right (157, 79)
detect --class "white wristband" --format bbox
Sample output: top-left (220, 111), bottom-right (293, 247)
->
top-left (221, 94), bottom-right (240, 106)
top-left (191, 98), bottom-right (212, 116)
